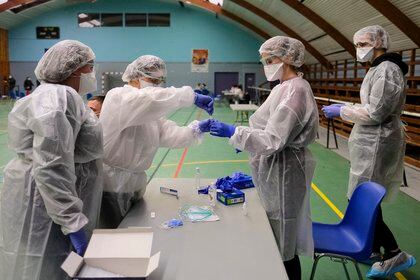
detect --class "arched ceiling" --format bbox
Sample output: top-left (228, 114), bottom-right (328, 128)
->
top-left (1, 0), bottom-right (419, 68)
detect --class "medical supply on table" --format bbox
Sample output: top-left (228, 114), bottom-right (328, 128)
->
top-left (161, 218), bottom-right (183, 229)
top-left (195, 167), bottom-right (201, 190)
top-left (198, 172), bottom-right (254, 195)
top-left (242, 202), bottom-right (248, 216)
top-left (179, 205), bottom-right (219, 222)
top-left (160, 186), bottom-right (179, 198)
top-left (229, 172), bottom-right (254, 189)
top-left (208, 185), bottom-right (217, 207)
top-left (217, 188), bottom-right (245, 206)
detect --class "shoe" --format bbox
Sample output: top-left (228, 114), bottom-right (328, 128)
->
top-left (361, 252), bottom-right (383, 265)
top-left (366, 251), bottom-right (416, 278)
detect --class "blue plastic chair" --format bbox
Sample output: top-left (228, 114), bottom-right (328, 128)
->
top-left (310, 182), bottom-right (386, 280)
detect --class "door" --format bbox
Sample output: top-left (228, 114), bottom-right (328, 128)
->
top-left (244, 73), bottom-right (255, 93)
top-left (214, 72), bottom-right (239, 96)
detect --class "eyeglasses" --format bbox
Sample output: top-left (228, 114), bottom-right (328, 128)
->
top-left (259, 55), bottom-right (280, 66)
top-left (85, 61), bottom-right (96, 71)
top-left (354, 42), bottom-right (373, 48)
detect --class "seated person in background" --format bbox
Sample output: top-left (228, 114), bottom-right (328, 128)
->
top-left (194, 83), bottom-right (202, 95)
top-left (234, 84), bottom-right (244, 100)
top-left (88, 95), bottom-right (105, 117)
top-left (24, 77), bottom-right (34, 95)
top-left (239, 87), bottom-right (251, 104)
top-left (201, 83), bottom-right (210, 96)
top-left (228, 85), bottom-right (244, 104)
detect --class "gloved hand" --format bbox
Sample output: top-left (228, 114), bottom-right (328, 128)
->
top-left (194, 93), bottom-right (214, 115)
top-left (235, 148), bottom-right (242, 153)
top-left (69, 228), bottom-right (88, 256)
top-left (330, 103), bottom-right (345, 107)
top-left (198, 119), bottom-right (213, 133)
top-left (210, 120), bottom-right (236, 138)
top-left (322, 105), bottom-right (342, 119)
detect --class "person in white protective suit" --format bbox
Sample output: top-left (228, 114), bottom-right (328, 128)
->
top-left (0, 40), bottom-right (103, 280)
top-left (99, 55), bottom-right (214, 228)
top-left (322, 25), bottom-right (416, 278)
top-left (204, 36), bottom-right (318, 280)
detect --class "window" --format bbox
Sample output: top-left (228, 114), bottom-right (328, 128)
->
top-left (78, 12), bottom-right (171, 28)
top-left (148, 13), bottom-right (170, 27)
top-left (101, 13), bottom-right (123, 27)
top-left (78, 13), bottom-right (100, 28)
top-left (125, 13), bottom-right (147, 27)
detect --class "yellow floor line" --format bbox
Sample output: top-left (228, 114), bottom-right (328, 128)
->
top-left (311, 183), bottom-right (344, 219)
top-left (311, 182), bottom-right (407, 280)
top-left (395, 272), bottom-right (407, 280)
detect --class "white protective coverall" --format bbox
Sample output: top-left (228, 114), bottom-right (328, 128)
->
top-left (99, 85), bottom-right (202, 227)
top-left (230, 77), bottom-right (318, 261)
top-left (0, 84), bottom-right (103, 280)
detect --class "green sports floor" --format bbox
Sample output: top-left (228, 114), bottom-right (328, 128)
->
top-left (0, 100), bottom-right (418, 279)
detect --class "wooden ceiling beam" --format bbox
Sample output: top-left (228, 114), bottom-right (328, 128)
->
top-left (184, 0), bottom-right (270, 40)
top-left (0, 0), bottom-right (32, 13)
top-left (282, 0), bottom-right (356, 58)
top-left (366, 0), bottom-right (420, 47)
top-left (230, 0), bottom-right (333, 69)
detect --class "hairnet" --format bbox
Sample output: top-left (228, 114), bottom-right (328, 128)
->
top-left (35, 40), bottom-right (95, 83)
top-left (353, 25), bottom-right (390, 50)
top-left (259, 36), bottom-right (305, 67)
top-left (122, 55), bottom-right (167, 82)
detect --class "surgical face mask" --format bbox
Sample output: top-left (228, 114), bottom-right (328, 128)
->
top-left (78, 72), bottom-right (97, 95)
top-left (264, 63), bottom-right (283, 81)
top-left (356, 47), bottom-right (374, 62)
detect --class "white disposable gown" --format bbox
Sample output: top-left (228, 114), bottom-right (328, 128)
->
top-left (229, 77), bottom-right (318, 261)
top-left (99, 85), bottom-right (202, 228)
top-left (0, 83), bottom-right (103, 280)
top-left (340, 61), bottom-right (406, 201)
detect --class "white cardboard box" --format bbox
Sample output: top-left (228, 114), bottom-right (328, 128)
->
top-left (61, 227), bottom-right (160, 279)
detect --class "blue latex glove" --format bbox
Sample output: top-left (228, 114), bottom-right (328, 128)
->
top-left (210, 120), bottom-right (236, 138)
top-left (198, 119), bottom-right (213, 133)
top-left (162, 218), bottom-right (183, 229)
top-left (330, 103), bottom-right (345, 107)
top-left (322, 105), bottom-right (342, 119)
top-left (194, 93), bottom-right (214, 115)
top-left (235, 148), bottom-right (242, 153)
top-left (69, 228), bottom-right (88, 256)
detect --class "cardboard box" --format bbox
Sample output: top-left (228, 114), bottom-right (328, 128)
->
top-left (61, 227), bottom-right (160, 279)
top-left (217, 188), bottom-right (245, 206)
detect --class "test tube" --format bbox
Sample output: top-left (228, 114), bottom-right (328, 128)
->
top-left (242, 202), bottom-right (248, 216)
top-left (195, 167), bottom-right (201, 190)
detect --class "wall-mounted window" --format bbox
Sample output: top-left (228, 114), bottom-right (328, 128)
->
top-left (78, 13), bottom-right (100, 28)
top-left (78, 12), bottom-right (171, 28)
top-left (148, 13), bottom-right (170, 27)
top-left (101, 13), bottom-right (123, 27)
top-left (125, 13), bottom-right (147, 27)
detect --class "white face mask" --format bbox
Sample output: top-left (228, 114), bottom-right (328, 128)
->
top-left (139, 79), bottom-right (157, 89)
top-left (264, 63), bottom-right (283, 81)
top-left (356, 47), bottom-right (374, 62)
top-left (78, 72), bottom-right (97, 95)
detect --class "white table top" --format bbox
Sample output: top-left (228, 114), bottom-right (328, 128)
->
top-left (230, 104), bottom-right (260, 111)
top-left (119, 178), bottom-right (288, 280)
